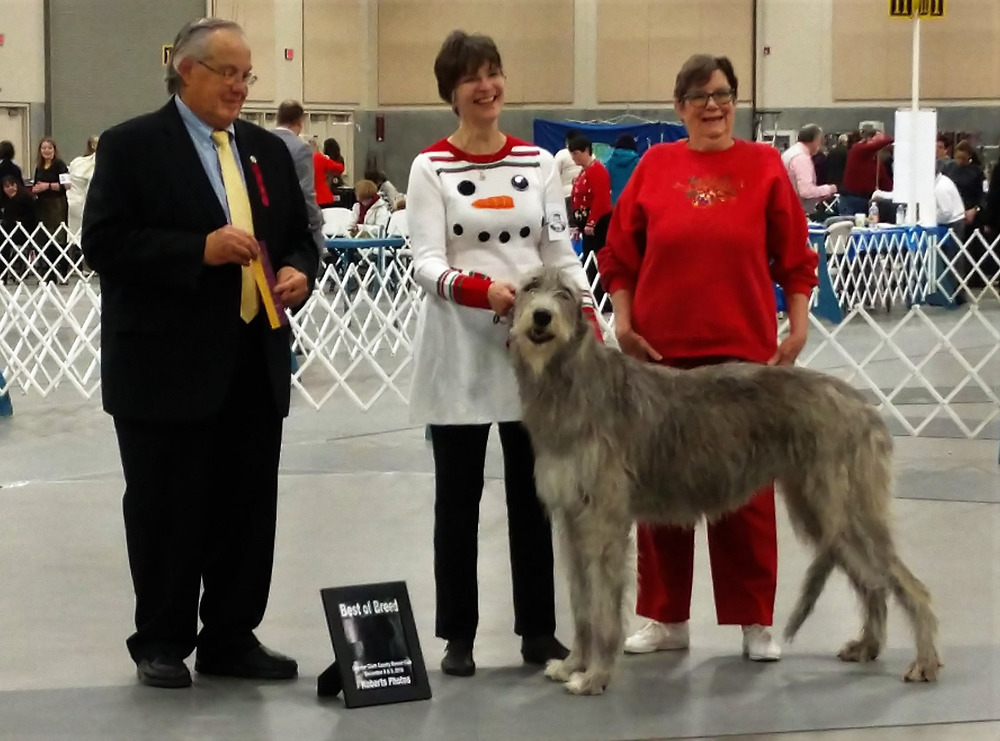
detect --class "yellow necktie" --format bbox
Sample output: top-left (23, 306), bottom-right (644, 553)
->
top-left (211, 129), bottom-right (259, 322)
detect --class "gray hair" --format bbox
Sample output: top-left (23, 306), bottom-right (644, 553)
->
top-left (166, 17), bottom-right (245, 95)
top-left (798, 124), bottom-right (823, 144)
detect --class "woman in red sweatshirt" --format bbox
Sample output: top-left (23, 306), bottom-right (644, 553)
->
top-left (599, 54), bottom-right (817, 662)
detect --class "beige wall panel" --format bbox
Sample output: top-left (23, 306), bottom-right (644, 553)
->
top-left (596, 0), bottom-right (649, 102)
top-left (598, 0), bottom-right (752, 104)
top-left (0, 0), bottom-right (46, 103)
top-left (833, 0), bottom-right (999, 101)
top-left (701, 0), bottom-right (754, 103)
top-left (214, 0), bottom-right (277, 103)
top-left (303, 0), bottom-right (363, 104)
top-left (920, 0), bottom-right (999, 100)
top-left (758, 0), bottom-right (834, 109)
top-left (378, 0), bottom-right (573, 106)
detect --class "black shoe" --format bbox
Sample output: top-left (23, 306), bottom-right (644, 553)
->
top-left (440, 640), bottom-right (475, 677)
top-left (195, 645), bottom-right (298, 680)
top-left (136, 656), bottom-right (192, 688)
top-left (521, 635), bottom-right (569, 665)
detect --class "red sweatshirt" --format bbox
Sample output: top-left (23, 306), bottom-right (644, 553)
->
top-left (313, 151), bottom-right (346, 205)
top-left (841, 136), bottom-right (893, 197)
top-left (599, 139), bottom-right (816, 364)
top-left (571, 159), bottom-right (612, 228)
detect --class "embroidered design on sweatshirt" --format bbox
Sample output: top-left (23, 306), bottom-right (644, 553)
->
top-left (679, 175), bottom-right (740, 207)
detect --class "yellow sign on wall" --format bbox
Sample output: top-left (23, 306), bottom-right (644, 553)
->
top-left (162, 45), bottom-right (173, 66)
top-left (890, 0), bottom-right (945, 18)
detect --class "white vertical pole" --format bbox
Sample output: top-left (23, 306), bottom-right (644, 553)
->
top-left (908, 13), bottom-right (921, 223)
top-left (911, 15), bottom-right (921, 111)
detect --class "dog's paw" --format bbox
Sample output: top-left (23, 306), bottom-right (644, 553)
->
top-left (903, 655), bottom-right (942, 682)
top-left (565, 671), bottom-right (607, 696)
top-left (544, 659), bottom-right (573, 682)
top-left (837, 639), bottom-right (880, 663)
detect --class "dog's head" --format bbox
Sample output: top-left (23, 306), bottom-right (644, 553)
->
top-left (509, 268), bottom-right (590, 373)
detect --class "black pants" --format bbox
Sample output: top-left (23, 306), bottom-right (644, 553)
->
top-left (429, 422), bottom-right (556, 642)
top-left (113, 319), bottom-right (283, 663)
top-left (582, 213), bottom-right (612, 309)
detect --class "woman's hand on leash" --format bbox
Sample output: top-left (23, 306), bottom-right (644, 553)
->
top-left (488, 280), bottom-right (517, 318)
top-left (616, 326), bottom-right (663, 362)
top-left (768, 330), bottom-right (807, 366)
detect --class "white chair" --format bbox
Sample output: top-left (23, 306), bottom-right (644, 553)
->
top-left (321, 207), bottom-right (355, 237)
top-left (386, 210), bottom-right (408, 238)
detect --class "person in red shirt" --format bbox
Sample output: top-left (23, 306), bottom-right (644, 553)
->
top-left (838, 125), bottom-right (893, 217)
top-left (569, 134), bottom-right (613, 307)
top-left (311, 140), bottom-right (345, 208)
top-left (599, 54), bottom-right (817, 662)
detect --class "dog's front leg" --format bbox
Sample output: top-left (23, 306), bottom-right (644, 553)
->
top-left (565, 516), bottom-right (629, 696)
top-left (546, 513), bottom-right (591, 683)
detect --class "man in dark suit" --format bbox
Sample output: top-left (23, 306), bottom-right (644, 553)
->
top-left (271, 100), bottom-right (326, 257)
top-left (82, 17), bottom-right (318, 689)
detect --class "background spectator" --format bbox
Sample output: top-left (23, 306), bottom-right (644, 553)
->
top-left (606, 134), bottom-right (640, 206)
top-left (0, 140), bottom-right (24, 187)
top-left (1, 175), bottom-right (39, 284)
top-left (32, 136), bottom-right (70, 282)
top-left (66, 136), bottom-right (98, 238)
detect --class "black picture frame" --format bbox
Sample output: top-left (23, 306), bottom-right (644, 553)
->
top-left (319, 581), bottom-right (432, 708)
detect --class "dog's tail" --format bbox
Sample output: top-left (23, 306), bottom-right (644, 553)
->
top-left (783, 549), bottom-right (836, 642)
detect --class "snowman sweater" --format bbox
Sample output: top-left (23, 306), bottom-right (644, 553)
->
top-left (406, 136), bottom-right (596, 424)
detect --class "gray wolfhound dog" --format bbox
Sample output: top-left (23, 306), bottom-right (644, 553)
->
top-left (507, 268), bottom-right (940, 696)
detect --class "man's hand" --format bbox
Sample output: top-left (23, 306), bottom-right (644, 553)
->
top-left (274, 266), bottom-right (309, 307)
top-left (767, 329), bottom-right (807, 366)
top-left (615, 326), bottom-right (663, 362)
top-left (204, 226), bottom-right (260, 266)
top-left (584, 224), bottom-right (595, 236)
top-left (488, 280), bottom-right (517, 317)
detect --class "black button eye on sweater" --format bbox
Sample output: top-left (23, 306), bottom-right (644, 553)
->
top-left (478, 231), bottom-right (490, 242)
top-left (520, 226), bottom-right (531, 238)
top-left (511, 175), bottom-right (528, 191)
top-left (453, 224), bottom-right (464, 236)
top-left (457, 180), bottom-right (476, 196)
top-left (499, 231), bottom-right (511, 243)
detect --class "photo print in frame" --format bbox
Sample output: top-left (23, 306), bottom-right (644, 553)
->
top-left (319, 581), bottom-right (431, 708)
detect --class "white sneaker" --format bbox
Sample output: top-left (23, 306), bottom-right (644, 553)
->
top-left (742, 624), bottom-right (782, 661)
top-left (623, 621), bottom-right (690, 654)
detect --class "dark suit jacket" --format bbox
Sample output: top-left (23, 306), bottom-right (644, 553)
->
top-left (82, 100), bottom-right (318, 421)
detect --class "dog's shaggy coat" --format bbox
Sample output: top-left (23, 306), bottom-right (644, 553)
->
top-left (508, 268), bottom-right (940, 696)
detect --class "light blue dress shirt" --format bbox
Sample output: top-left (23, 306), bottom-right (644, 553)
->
top-left (173, 95), bottom-right (247, 223)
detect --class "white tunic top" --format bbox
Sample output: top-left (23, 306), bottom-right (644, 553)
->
top-left (406, 137), bottom-right (590, 425)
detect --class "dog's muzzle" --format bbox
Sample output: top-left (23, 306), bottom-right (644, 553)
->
top-left (526, 308), bottom-right (555, 343)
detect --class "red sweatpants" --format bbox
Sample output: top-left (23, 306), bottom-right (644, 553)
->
top-left (634, 486), bottom-right (778, 626)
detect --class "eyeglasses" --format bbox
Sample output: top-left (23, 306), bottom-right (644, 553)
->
top-left (682, 88), bottom-right (736, 107)
top-left (197, 60), bottom-right (257, 88)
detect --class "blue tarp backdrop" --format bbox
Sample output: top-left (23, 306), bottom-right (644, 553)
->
top-left (532, 119), bottom-right (687, 159)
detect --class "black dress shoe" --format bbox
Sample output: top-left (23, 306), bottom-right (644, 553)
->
top-left (195, 645), bottom-right (298, 680)
top-left (521, 635), bottom-right (570, 665)
top-left (440, 640), bottom-right (475, 677)
top-left (136, 656), bottom-right (192, 688)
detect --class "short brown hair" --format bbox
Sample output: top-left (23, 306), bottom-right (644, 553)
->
top-left (673, 54), bottom-right (738, 102)
top-left (433, 30), bottom-right (503, 106)
top-left (354, 179), bottom-right (378, 199)
top-left (276, 99), bottom-right (305, 126)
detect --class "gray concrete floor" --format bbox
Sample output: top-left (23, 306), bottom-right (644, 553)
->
top-left (0, 386), bottom-right (998, 741)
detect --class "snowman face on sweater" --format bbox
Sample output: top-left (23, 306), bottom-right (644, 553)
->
top-left (442, 163), bottom-right (544, 247)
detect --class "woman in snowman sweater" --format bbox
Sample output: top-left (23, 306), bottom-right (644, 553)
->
top-left (406, 30), bottom-right (597, 678)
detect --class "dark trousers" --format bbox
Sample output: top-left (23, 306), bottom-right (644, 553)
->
top-left (429, 422), bottom-right (556, 642)
top-left (582, 213), bottom-right (612, 309)
top-left (113, 318), bottom-right (283, 663)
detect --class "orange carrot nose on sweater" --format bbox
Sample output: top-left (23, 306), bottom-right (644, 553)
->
top-left (471, 195), bottom-right (515, 209)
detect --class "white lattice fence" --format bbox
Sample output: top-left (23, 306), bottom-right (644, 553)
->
top-left (2, 226), bottom-right (999, 439)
